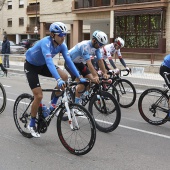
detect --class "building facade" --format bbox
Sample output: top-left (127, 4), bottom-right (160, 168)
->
top-left (0, 0), bottom-right (170, 60)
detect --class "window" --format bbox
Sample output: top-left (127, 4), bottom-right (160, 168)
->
top-left (7, 18), bottom-right (12, 27)
top-left (114, 13), bottom-right (165, 49)
top-left (7, 0), bottom-right (12, 9)
top-left (19, 0), bottom-right (24, 8)
top-left (19, 17), bottom-right (24, 26)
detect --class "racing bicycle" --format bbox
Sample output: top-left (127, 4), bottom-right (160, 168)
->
top-left (13, 81), bottom-right (96, 155)
top-left (52, 77), bottom-right (121, 133)
top-left (138, 72), bottom-right (170, 125)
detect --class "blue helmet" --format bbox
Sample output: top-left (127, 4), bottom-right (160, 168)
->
top-left (49, 22), bottom-right (67, 35)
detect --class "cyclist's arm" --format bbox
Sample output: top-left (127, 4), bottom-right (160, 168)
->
top-left (108, 57), bottom-right (117, 69)
top-left (61, 45), bottom-right (80, 78)
top-left (86, 59), bottom-right (98, 77)
top-left (41, 44), bottom-right (61, 80)
top-left (95, 50), bottom-right (107, 75)
top-left (117, 50), bottom-right (126, 68)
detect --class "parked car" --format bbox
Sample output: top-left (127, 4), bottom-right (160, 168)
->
top-left (0, 40), bottom-right (25, 54)
top-left (19, 39), bottom-right (38, 50)
top-left (32, 40), bottom-right (40, 47)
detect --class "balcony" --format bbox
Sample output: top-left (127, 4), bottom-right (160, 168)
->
top-left (27, 4), bottom-right (40, 15)
top-left (72, 0), bottom-right (112, 13)
top-left (72, 0), bottom-right (168, 13)
top-left (115, 0), bottom-right (160, 5)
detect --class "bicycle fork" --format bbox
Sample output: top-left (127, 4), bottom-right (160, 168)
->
top-left (63, 91), bottom-right (79, 130)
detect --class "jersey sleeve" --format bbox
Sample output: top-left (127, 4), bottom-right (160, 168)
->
top-left (61, 44), bottom-right (80, 78)
top-left (117, 49), bottom-right (122, 58)
top-left (41, 41), bottom-right (61, 80)
top-left (95, 49), bottom-right (102, 60)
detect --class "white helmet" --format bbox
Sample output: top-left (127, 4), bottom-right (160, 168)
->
top-left (114, 37), bottom-right (125, 48)
top-left (92, 30), bottom-right (108, 46)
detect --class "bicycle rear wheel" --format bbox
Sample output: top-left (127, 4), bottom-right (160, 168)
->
top-left (138, 88), bottom-right (169, 125)
top-left (13, 93), bottom-right (33, 138)
top-left (57, 103), bottom-right (96, 155)
top-left (0, 82), bottom-right (6, 114)
top-left (113, 79), bottom-right (136, 108)
top-left (88, 91), bottom-right (121, 133)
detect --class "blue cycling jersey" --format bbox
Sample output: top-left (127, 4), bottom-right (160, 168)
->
top-left (25, 36), bottom-right (80, 80)
top-left (162, 54), bottom-right (170, 68)
top-left (69, 40), bottom-right (102, 64)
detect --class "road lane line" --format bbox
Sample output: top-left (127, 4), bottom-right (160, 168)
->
top-left (119, 124), bottom-right (170, 139)
top-left (6, 98), bottom-right (170, 139)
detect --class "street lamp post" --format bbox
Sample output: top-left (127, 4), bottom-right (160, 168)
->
top-left (34, 0), bottom-right (38, 39)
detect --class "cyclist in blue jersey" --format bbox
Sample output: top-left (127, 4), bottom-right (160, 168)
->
top-left (24, 22), bottom-right (87, 137)
top-left (65, 30), bottom-right (109, 104)
top-left (160, 54), bottom-right (170, 119)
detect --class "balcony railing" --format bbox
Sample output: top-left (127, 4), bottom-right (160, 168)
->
top-left (115, 0), bottom-right (160, 5)
top-left (27, 4), bottom-right (40, 14)
top-left (74, 0), bottom-right (111, 9)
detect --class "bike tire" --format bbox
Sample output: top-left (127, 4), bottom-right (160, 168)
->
top-left (88, 91), bottom-right (121, 133)
top-left (138, 88), bottom-right (169, 125)
top-left (57, 103), bottom-right (96, 155)
top-left (0, 82), bottom-right (7, 114)
top-left (13, 93), bottom-right (33, 138)
top-left (107, 84), bottom-right (120, 102)
top-left (113, 79), bottom-right (136, 108)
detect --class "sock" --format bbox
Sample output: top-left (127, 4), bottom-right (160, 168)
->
top-left (168, 110), bottom-right (170, 117)
top-left (51, 96), bottom-right (59, 105)
top-left (30, 117), bottom-right (36, 127)
top-left (75, 97), bottom-right (80, 104)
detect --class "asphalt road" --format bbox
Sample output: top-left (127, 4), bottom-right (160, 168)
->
top-left (0, 73), bottom-right (170, 170)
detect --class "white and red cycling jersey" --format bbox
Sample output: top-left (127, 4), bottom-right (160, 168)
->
top-left (100, 43), bottom-right (122, 60)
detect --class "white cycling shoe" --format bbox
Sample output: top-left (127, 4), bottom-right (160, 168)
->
top-left (27, 124), bottom-right (40, 138)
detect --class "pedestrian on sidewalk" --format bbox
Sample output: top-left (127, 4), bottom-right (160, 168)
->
top-left (1, 35), bottom-right (10, 68)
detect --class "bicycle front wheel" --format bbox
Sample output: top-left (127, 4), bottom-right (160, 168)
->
top-left (13, 93), bottom-right (33, 138)
top-left (113, 79), bottom-right (136, 108)
top-left (88, 91), bottom-right (121, 133)
top-left (57, 103), bottom-right (96, 155)
top-left (0, 82), bottom-right (7, 114)
top-left (138, 88), bottom-right (169, 125)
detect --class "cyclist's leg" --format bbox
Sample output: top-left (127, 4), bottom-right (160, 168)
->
top-left (74, 63), bottom-right (91, 104)
top-left (64, 62), bottom-right (76, 81)
top-left (24, 60), bottom-right (42, 137)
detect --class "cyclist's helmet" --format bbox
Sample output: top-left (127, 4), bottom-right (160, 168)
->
top-left (114, 37), bottom-right (125, 48)
top-left (49, 22), bottom-right (67, 37)
top-left (92, 30), bottom-right (108, 47)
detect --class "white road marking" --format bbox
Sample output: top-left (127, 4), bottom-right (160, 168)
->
top-left (6, 98), bottom-right (170, 139)
top-left (3, 85), bottom-right (11, 87)
top-left (119, 124), bottom-right (170, 139)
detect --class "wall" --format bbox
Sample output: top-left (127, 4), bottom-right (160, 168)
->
top-left (0, 0), bottom-right (27, 35)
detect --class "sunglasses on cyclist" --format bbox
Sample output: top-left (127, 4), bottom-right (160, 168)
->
top-left (97, 41), bottom-right (104, 48)
top-left (115, 43), bottom-right (121, 49)
top-left (54, 32), bottom-right (67, 37)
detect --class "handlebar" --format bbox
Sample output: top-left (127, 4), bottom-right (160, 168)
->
top-left (119, 68), bottom-right (131, 77)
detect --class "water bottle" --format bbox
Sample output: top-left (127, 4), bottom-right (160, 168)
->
top-left (42, 105), bottom-right (50, 118)
top-left (49, 104), bottom-right (55, 114)
top-left (81, 91), bottom-right (89, 100)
